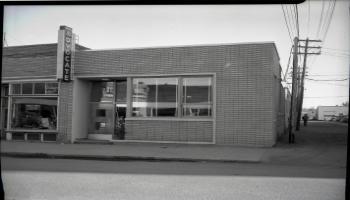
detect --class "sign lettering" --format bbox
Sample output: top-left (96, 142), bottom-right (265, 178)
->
top-left (62, 28), bottom-right (73, 82)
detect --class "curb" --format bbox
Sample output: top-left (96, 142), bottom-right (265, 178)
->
top-left (1, 152), bottom-right (261, 164)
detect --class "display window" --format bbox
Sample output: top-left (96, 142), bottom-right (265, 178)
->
top-left (132, 77), bottom-right (178, 117)
top-left (132, 76), bottom-right (213, 118)
top-left (11, 97), bottom-right (57, 130)
top-left (8, 82), bottom-right (59, 131)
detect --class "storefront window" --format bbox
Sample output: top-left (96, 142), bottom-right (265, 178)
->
top-left (45, 83), bottom-right (58, 94)
top-left (11, 97), bottom-right (57, 130)
top-left (132, 77), bottom-right (178, 117)
top-left (22, 83), bottom-right (33, 94)
top-left (182, 77), bottom-right (212, 117)
top-left (12, 84), bottom-right (21, 95)
top-left (1, 85), bottom-right (9, 133)
top-left (34, 83), bottom-right (45, 94)
top-left (11, 82), bottom-right (58, 95)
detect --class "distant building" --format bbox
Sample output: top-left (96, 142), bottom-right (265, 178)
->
top-left (302, 108), bottom-right (316, 120)
top-left (316, 106), bottom-right (349, 121)
top-left (1, 25), bottom-right (287, 147)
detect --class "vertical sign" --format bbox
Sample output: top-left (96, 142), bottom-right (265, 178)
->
top-left (57, 26), bottom-right (74, 82)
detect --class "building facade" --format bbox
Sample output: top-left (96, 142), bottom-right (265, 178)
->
top-left (1, 26), bottom-right (286, 147)
top-left (316, 106), bottom-right (349, 121)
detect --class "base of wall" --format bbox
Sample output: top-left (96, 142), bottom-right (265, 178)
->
top-left (88, 134), bottom-right (112, 140)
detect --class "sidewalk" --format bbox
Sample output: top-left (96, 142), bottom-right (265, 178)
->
top-left (1, 140), bottom-right (265, 163)
top-left (1, 121), bottom-right (347, 166)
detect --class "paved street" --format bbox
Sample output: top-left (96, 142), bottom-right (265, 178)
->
top-left (1, 162), bottom-right (345, 200)
top-left (0, 157), bottom-right (346, 178)
top-left (1, 121), bottom-right (348, 199)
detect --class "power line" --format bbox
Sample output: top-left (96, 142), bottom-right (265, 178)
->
top-left (322, 50), bottom-right (350, 56)
top-left (319, 0), bottom-right (333, 37)
top-left (306, 81), bottom-right (349, 87)
top-left (304, 96), bottom-right (349, 98)
top-left (281, 5), bottom-right (294, 43)
top-left (287, 5), bottom-right (298, 37)
top-left (307, 0), bottom-right (310, 37)
top-left (295, 4), bottom-right (300, 39)
top-left (307, 74), bottom-right (349, 77)
top-left (283, 46), bottom-right (293, 81)
top-left (306, 77), bottom-right (349, 81)
top-left (316, 0), bottom-right (326, 38)
top-left (323, 47), bottom-right (350, 53)
top-left (321, 52), bottom-right (350, 58)
top-left (308, 1), bottom-right (337, 70)
top-left (321, 0), bottom-right (336, 44)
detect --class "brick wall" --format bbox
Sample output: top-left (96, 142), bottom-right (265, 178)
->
top-left (57, 82), bottom-right (73, 143)
top-left (74, 43), bottom-right (280, 146)
top-left (126, 120), bottom-right (213, 142)
top-left (2, 44), bottom-right (58, 78)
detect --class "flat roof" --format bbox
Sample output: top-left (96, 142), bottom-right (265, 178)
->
top-left (3, 41), bottom-right (280, 60)
top-left (82, 41), bottom-right (280, 61)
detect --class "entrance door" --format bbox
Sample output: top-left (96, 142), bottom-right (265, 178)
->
top-left (88, 81), bottom-right (114, 140)
top-left (87, 80), bottom-right (127, 140)
top-left (114, 80), bottom-right (127, 140)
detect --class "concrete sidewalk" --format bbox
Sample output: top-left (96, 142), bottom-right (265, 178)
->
top-left (1, 121), bottom-right (347, 166)
top-left (0, 141), bottom-right (266, 163)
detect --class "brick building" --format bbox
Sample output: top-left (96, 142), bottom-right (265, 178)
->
top-left (1, 26), bottom-right (286, 147)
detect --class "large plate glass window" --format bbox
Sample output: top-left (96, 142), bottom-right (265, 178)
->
top-left (132, 77), bottom-right (178, 117)
top-left (11, 97), bottom-right (57, 130)
top-left (182, 77), bottom-right (212, 117)
top-left (9, 82), bottom-right (59, 131)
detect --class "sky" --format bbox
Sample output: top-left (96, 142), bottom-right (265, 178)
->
top-left (3, 1), bottom-right (349, 108)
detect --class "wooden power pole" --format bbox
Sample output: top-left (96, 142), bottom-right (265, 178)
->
top-left (296, 38), bottom-right (322, 130)
top-left (288, 37), bottom-right (299, 144)
top-left (296, 38), bottom-right (309, 130)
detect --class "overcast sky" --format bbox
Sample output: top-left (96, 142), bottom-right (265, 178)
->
top-left (3, 1), bottom-right (349, 108)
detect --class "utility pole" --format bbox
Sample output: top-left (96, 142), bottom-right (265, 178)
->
top-left (288, 37), bottom-right (299, 144)
top-left (296, 39), bottom-right (322, 130)
top-left (296, 38), bottom-right (309, 130)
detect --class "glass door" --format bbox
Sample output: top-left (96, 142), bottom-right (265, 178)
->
top-left (114, 80), bottom-right (127, 140)
top-left (88, 81), bottom-right (115, 140)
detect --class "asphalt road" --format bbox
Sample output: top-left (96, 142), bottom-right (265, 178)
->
top-left (1, 158), bottom-right (346, 200)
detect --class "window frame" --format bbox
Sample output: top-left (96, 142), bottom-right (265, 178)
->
top-left (7, 81), bottom-right (60, 132)
top-left (9, 82), bottom-right (59, 96)
top-left (10, 97), bottom-right (59, 131)
top-left (132, 76), bottom-right (179, 118)
top-left (131, 75), bottom-right (214, 119)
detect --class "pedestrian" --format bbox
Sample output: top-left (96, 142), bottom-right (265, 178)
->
top-left (302, 114), bottom-right (309, 127)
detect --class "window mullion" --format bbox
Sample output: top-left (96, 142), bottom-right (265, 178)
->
top-left (177, 77), bottom-right (182, 118)
top-left (32, 83), bottom-right (34, 95)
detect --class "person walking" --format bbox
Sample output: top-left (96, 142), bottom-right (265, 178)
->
top-left (302, 114), bottom-right (309, 127)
